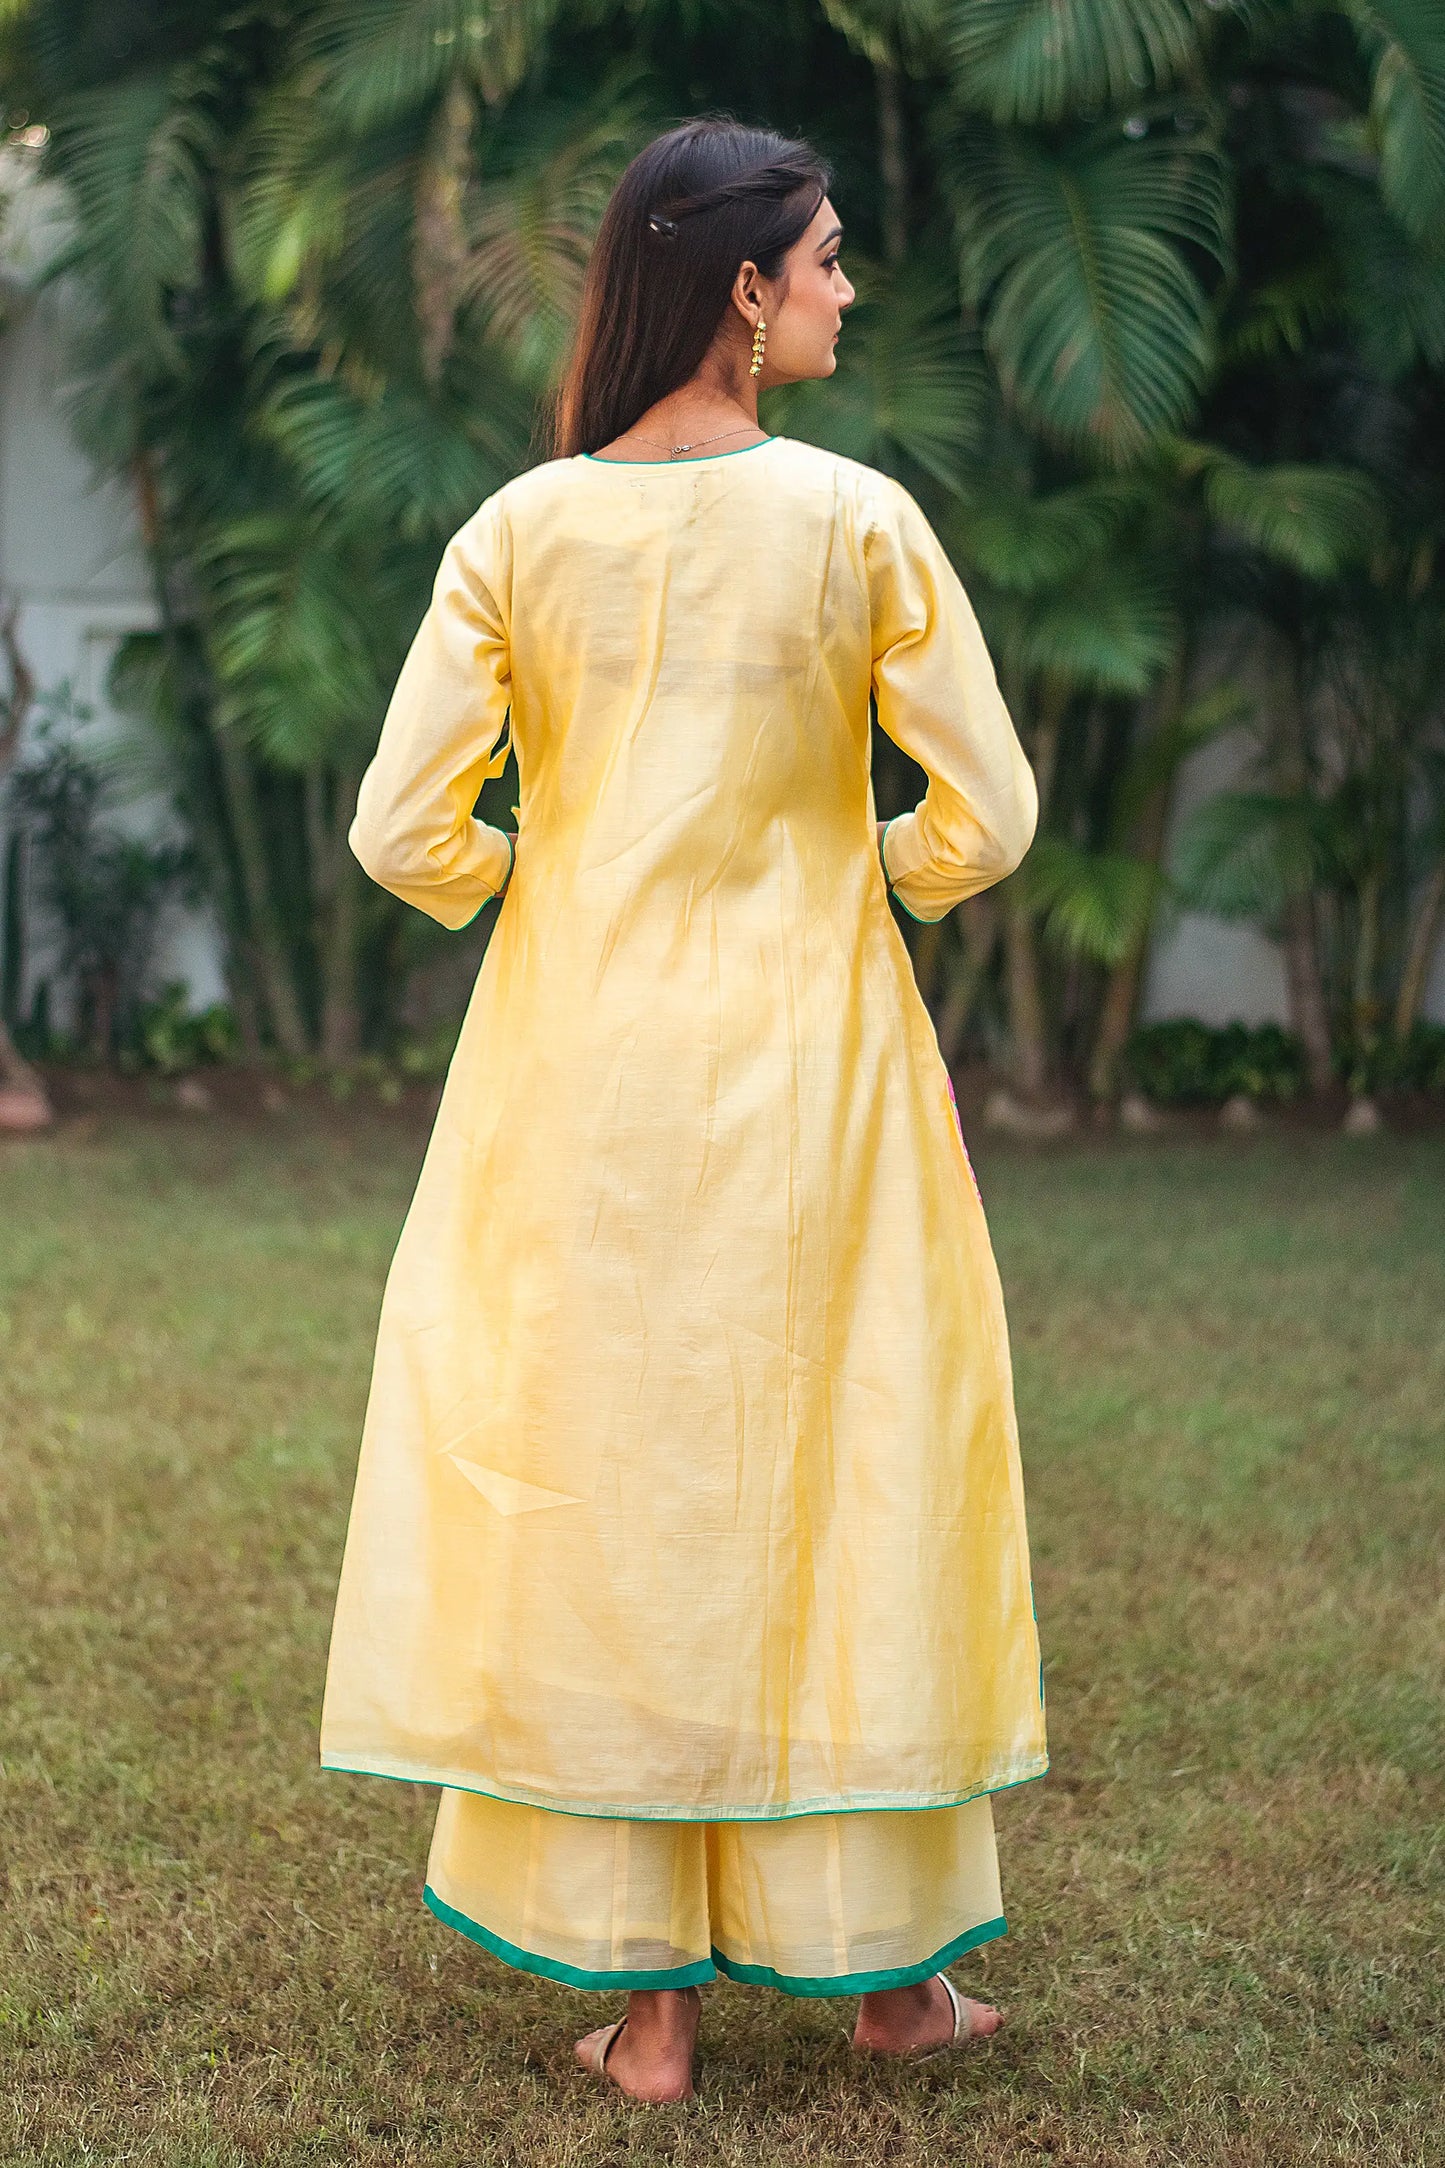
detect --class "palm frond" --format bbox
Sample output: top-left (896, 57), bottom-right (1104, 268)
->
top-left (198, 514), bottom-right (388, 766)
top-left (1173, 789), bottom-right (1322, 918)
top-left (939, 122), bottom-right (1230, 461)
top-left (1301, 166), bottom-right (1445, 377)
top-left (988, 557), bottom-right (1177, 695)
top-left (256, 370), bottom-right (530, 537)
top-left (949, 478), bottom-right (1147, 592)
top-left (46, 71), bottom-right (221, 363)
top-left (1024, 835), bottom-right (1162, 965)
top-left (462, 71), bottom-right (647, 388)
top-left (1348, 0), bottom-right (1445, 241)
top-left (817, 0), bottom-right (945, 70)
top-left (763, 254), bottom-right (992, 492)
top-left (1179, 445), bottom-right (1384, 577)
top-left (227, 84), bottom-right (351, 308)
top-left (940, 0), bottom-right (1219, 127)
top-left (300, 0), bottom-right (564, 130)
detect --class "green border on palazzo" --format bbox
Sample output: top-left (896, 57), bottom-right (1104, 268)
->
top-left (712, 1914), bottom-right (1007, 1998)
top-left (424, 1884), bottom-right (1007, 1998)
top-left (424, 1885), bottom-right (718, 1990)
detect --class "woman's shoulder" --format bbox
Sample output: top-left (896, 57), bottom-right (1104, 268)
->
top-left (763, 439), bottom-right (926, 538)
top-left (447, 440), bottom-right (920, 552)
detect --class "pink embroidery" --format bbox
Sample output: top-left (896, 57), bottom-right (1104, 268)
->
top-left (946, 1073), bottom-right (982, 1204)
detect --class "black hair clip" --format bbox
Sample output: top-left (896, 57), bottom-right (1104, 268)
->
top-left (647, 212), bottom-right (679, 237)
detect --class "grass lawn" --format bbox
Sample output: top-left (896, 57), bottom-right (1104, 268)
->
top-left (2, 1106), bottom-right (1442, 2166)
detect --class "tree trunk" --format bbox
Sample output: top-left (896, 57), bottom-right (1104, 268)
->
top-left (1004, 899), bottom-right (1049, 1099)
top-left (1395, 861), bottom-right (1445, 1041)
top-left (217, 735), bottom-right (310, 1059)
top-left (1272, 638), bottom-right (1334, 1098)
top-left (1086, 691), bottom-right (1186, 1103)
top-left (1281, 892), bottom-right (1335, 1096)
top-left (0, 1011), bottom-right (50, 1106)
top-left (132, 452), bottom-right (308, 1061)
top-left (875, 60), bottom-right (908, 268)
top-left (1088, 958), bottom-right (1143, 1104)
top-left (314, 763), bottom-right (362, 1066)
top-left (936, 895), bottom-right (997, 1066)
top-left (0, 607), bottom-right (52, 1120)
top-left (910, 914), bottom-right (944, 1007)
top-left (415, 75), bottom-right (476, 384)
top-left (998, 678), bottom-right (1065, 1099)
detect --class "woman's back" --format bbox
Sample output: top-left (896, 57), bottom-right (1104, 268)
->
top-left (324, 432), bottom-right (1047, 1822)
top-left (353, 433), bottom-right (1034, 935)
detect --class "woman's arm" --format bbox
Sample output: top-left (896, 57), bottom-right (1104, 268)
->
top-left (865, 476), bottom-right (1037, 923)
top-left (349, 502), bottom-right (517, 929)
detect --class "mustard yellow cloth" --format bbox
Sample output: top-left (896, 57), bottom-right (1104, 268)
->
top-left (320, 433), bottom-right (1047, 1821)
top-left (425, 1789), bottom-right (1005, 1995)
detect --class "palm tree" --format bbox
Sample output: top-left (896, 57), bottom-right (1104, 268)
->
top-left (5, 0), bottom-right (1444, 1099)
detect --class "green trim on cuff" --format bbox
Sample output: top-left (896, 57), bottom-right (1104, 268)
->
top-left (711, 1914), bottom-right (1007, 1999)
top-left (424, 1885), bottom-right (717, 1990)
top-left (454, 832), bottom-right (515, 929)
top-left (880, 815), bottom-right (949, 924)
top-left (890, 887), bottom-right (947, 925)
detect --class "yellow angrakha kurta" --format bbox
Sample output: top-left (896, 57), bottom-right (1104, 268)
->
top-left (320, 434), bottom-right (1047, 1852)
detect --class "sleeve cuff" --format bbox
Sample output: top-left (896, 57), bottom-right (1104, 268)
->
top-left (879, 810), bottom-right (952, 923)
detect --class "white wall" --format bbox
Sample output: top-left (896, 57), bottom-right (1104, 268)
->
top-left (0, 150), bottom-right (225, 1026)
top-left (1141, 725), bottom-right (1293, 1026)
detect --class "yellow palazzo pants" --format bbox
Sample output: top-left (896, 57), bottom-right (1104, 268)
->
top-left (424, 1787), bottom-right (1006, 1995)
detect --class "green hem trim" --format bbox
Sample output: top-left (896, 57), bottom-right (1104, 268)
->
top-left (424, 1886), bottom-right (717, 1990)
top-left (424, 1885), bottom-right (1007, 1998)
top-left (581, 437), bottom-right (776, 466)
top-left (321, 1754), bottom-right (1049, 1822)
top-left (712, 1914), bottom-right (1008, 1999)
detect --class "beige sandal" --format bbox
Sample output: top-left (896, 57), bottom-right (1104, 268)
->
top-left (923, 1972), bottom-right (1003, 2057)
top-left (853, 1972), bottom-right (1003, 2060)
top-left (575, 2014), bottom-right (629, 2086)
top-left (574, 1996), bottom-right (700, 2102)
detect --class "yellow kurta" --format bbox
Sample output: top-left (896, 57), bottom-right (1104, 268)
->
top-left (320, 432), bottom-right (1048, 1824)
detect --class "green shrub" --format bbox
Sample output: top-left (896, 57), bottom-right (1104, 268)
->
top-left (123, 981), bottom-right (241, 1074)
top-left (1335, 1021), bottom-right (1445, 1096)
top-left (1125, 1020), bottom-right (1307, 1105)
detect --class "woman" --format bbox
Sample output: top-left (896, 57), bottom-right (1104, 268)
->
top-left (320, 117), bottom-right (1047, 2104)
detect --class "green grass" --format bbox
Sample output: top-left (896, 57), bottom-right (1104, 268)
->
top-left (2, 1111), bottom-right (1442, 2165)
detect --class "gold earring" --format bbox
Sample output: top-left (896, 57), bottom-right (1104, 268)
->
top-left (749, 315), bottom-right (767, 378)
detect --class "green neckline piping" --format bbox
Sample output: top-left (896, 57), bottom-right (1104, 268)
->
top-left (581, 436), bottom-right (777, 467)
top-left (424, 1884), bottom-right (1007, 1998)
top-left (322, 1752), bottom-right (1049, 1822)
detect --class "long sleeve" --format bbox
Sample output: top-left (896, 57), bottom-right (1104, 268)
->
top-left (348, 501), bottom-right (516, 929)
top-left (865, 475), bottom-right (1037, 923)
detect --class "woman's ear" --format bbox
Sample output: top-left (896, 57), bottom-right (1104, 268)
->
top-left (732, 259), bottom-right (763, 318)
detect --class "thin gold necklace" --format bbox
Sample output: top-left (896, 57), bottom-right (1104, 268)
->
top-left (615, 422), bottom-right (762, 459)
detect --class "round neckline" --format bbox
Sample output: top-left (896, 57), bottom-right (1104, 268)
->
top-left (580, 435), bottom-right (778, 468)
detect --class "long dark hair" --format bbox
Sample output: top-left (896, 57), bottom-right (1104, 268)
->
top-left (546, 118), bottom-right (831, 459)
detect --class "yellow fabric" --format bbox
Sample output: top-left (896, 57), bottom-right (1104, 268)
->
top-left (426, 1788), bottom-right (1004, 1993)
top-left (321, 433), bottom-right (1047, 1820)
